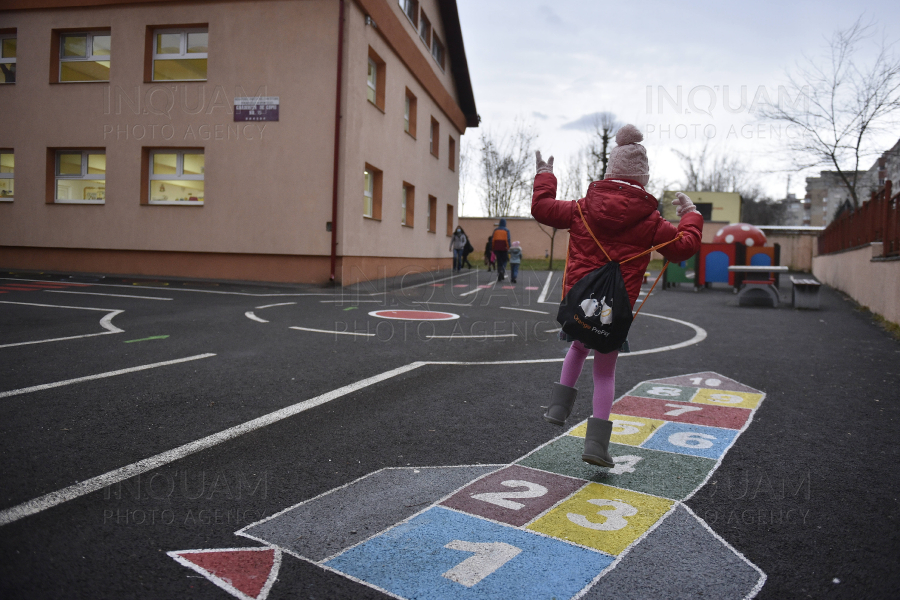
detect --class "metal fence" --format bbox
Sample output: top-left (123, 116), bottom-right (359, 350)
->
top-left (818, 180), bottom-right (900, 258)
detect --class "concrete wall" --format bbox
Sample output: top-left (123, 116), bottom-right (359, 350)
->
top-left (813, 243), bottom-right (900, 325)
top-left (766, 233), bottom-right (818, 272)
top-left (459, 216), bottom-right (569, 261)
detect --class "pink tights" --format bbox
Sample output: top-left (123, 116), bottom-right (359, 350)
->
top-left (559, 341), bottom-right (618, 420)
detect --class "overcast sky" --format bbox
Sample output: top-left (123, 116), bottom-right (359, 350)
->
top-left (455, 0), bottom-right (900, 215)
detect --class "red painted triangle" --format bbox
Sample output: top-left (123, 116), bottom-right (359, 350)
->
top-left (171, 548), bottom-right (280, 600)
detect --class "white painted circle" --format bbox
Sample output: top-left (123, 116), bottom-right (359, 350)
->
top-left (368, 309), bottom-right (459, 321)
top-left (716, 228), bottom-right (724, 237)
top-left (741, 225), bottom-right (750, 231)
top-left (725, 234), bottom-right (734, 243)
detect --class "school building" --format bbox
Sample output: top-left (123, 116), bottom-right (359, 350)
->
top-left (0, 0), bottom-right (478, 285)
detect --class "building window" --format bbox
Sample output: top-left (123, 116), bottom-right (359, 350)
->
top-left (446, 203), bottom-right (454, 236)
top-left (404, 88), bottom-right (417, 137)
top-left (367, 47), bottom-right (385, 111)
top-left (402, 182), bottom-right (415, 227)
top-left (0, 33), bottom-right (15, 84)
top-left (448, 136), bottom-right (456, 171)
top-left (152, 27), bottom-right (207, 81)
top-left (59, 32), bottom-right (110, 82)
top-left (419, 12), bottom-right (431, 48)
top-left (55, 150), bottom-right (105, 204)
top-left (430, 118), bottom-right (440, 158)
top-left (431, 34), bottom-right (445, 70)
top-left (0, 151), bottom-right (13, 201)
top-left (428, 195), bottom-right (436, 233)
top-left (148, 150), bottom-right (204, 204)
top-left (399, 0), bottom-right (418, 27)
top-left (363, 163), bottom-right (382, 219)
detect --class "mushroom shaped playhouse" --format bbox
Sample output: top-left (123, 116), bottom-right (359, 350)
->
top-left (713, 223), bottom-right (767, 247)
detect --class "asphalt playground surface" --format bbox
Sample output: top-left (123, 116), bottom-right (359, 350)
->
top-left (0, 265), bottom-right (898, 599)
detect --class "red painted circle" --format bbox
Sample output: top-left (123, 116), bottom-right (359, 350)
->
top-left (368, 310), bottom-right (459, 321)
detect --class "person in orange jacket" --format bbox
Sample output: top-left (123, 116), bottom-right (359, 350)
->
top-left (532, 124), bottom-right (703, 467)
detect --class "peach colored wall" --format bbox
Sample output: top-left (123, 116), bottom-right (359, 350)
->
top-left (0, 0), bottom-right (339, 256)
top-left (459, 217), bottom-right (569, 261)
top-left (813, 243), bottom-right (900, 325)
top-left (766, 233), bottom-right (818, 272)
top-left (338, 0), bottom-right (463, 261)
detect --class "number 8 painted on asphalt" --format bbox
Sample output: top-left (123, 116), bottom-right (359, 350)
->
top-left (567, 499), bottom-right (637, 531)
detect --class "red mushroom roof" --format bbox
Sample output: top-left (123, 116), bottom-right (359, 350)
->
top-left (713, 223), bottom-right (767, 247)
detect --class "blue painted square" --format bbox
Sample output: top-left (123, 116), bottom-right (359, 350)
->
top-left (324, 506), bottom-right (613, 600)
top-left (641, 422), bottom-right (739, 459)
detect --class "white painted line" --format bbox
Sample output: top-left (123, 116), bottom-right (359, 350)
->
top-left (0, 277), bottom-right (333, 298)
top-left (0, 301), bottom-right (124, 346)
top-left (290, 326), bottom-right (375, 337)
top-left (537, 271), bottom-right (555, 304)
top-left (0, 353), bottom-right (216, 400)
top-left (255, 302), bottom-right (297, 309)
top-left (426, 334), bottom-right (518, 339)
top-left (499, 306), bottom-right (549, 315)
top-left (245, 311), bottom-right (268, 323)
top-left (544, 327), bottom-right (561, 333)
top-left (99, 310), bottom-right (124, 333)
top-left (0, 300), bottom-right (118, 312)
top-left (459, 282), bottom-right (491, 297)
top-left (0, 360), bottom-right (423, 527)
top-left (625, 313), bottom-right (707, 356)
top-left (319, 300), bottom-right (383, 303)
top-left (412, 301), bottom-right (474, 307)
top-left (0, 331), bottom-right (118, 349)
top-left (44, 290), bottom-right (172, 301)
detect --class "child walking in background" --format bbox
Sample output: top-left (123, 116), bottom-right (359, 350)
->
top-left (484, 237), bottom-right (496, 271)
top-left (509, 241), bottom-right (523, 283)
top-left (532, 124), bottom-right (703, 467)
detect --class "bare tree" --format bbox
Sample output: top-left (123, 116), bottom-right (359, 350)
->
top-left (478, 120), bottom-right (538, 217)
top-left (457, 136), bottom-right (472, 216)
top-left (759, 17), bottom-right (900, 209)
top-left (672, 142), bottom-right (751, 193)
top-left (586, 112), bottom-right (621, 182)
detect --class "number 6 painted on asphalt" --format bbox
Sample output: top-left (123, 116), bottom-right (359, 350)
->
top-left (567, 499), bottom-right (637, 531)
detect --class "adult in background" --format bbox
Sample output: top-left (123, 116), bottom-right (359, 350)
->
top-left (509, 241), bottom-right (523, 283)
top-left (449, 226), bottom-right (468, 272)
top-left (461, 235), bottom-right (475, 269)
top-left (491, 218), bottom-right (512, 281)
top-left (484, 237), bottom-right (496, 272)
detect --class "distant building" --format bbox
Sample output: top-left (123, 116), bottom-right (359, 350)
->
top-left (0, 0), bottom-right (478, 285)
top-left (781, 193), bottom-right (810, 226)
top-left (660, 190), bottom-right (741, 225)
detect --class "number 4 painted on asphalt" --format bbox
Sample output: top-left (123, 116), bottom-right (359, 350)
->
top-left (442, 541), bottom-right (522, 587)
top-left (663, 403), bottom-right (704, 417)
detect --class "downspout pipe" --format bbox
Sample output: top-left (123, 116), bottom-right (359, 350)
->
top-left (330, 0), bottom-right (345, 282)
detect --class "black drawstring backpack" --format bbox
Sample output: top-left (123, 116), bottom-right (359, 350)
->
top-left (557, 201), bottom-right (681, 353)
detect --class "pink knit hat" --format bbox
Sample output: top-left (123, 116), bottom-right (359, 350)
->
top-left (604, 124), bottom-right (649, 186)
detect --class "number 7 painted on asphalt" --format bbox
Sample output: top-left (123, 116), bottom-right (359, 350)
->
top-left (664, 403), bottom-right (704, 417)
top-left (442, 541), bottom-right (522, 587)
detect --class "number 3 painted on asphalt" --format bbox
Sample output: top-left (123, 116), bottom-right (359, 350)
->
top-left (471, 480), bottom-right (548, 510)
top-left (567, 499), bottom-right (637, 531)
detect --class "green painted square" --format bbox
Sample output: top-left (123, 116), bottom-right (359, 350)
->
top-left (626, 382), bottom-right (698, 403)
top-left (517, 436), bottom-right (716, 501)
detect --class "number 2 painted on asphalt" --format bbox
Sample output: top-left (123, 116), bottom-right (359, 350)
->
top-left (471, 480), bottom-right (548, 510)
top-left (442, 540), bottom-right (522, 587)
top-left (567, 499), bottom-right (638, 531)
top-left (663, 403), bottom-right (703, 417)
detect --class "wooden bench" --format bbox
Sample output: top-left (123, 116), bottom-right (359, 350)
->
top-left (728, 266), bottom-right (790, 307)
top-left (791, 277), bottom-right (822, 309)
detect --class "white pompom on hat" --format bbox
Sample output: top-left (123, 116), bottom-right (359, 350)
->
top-left (603, 124), bottom-right (649, 186)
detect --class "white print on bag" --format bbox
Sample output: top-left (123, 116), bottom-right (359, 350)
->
top-left (580, 296), bottom-right (613, 324)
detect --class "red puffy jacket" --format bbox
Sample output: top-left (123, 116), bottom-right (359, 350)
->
top-left (532, 173), bottom-right (703, 307)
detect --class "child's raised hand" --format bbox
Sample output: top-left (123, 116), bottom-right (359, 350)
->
top-left (672, 192), bottom-right (697, 217)
top-left (536, 151), bottom-right (554, 175)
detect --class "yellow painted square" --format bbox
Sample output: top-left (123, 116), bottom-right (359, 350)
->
top-left (692, 388), bottom-right (763, 410)
top-left (568, 415), bottom-right (667, 447)
top-left (528, 483), bottom-right (673, 556)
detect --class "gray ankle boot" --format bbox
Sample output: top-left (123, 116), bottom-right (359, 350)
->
top-left (544, 383), bottom-right (578, 425)
top-left (582, 417), bottom-right (615, 467)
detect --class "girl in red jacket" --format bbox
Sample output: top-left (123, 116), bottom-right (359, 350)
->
top-left (532, 124), bottom-right (703, 468)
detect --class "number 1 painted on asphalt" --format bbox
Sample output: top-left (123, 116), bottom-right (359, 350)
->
top-left (442, 541), bottom-right (522, 587)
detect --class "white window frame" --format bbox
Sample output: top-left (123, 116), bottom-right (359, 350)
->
top-left (364, 169), bottom-right (374, 217)
top-left (0, 151), bottom-right (13, 202)
top-left (152, 27), bottom-right (208, 82)
top-left (431, 34), bottom-right (445, 71)
top-left (59, 31), bottom-right (111, 82)
top-left (0, 34), bottom-right (15, 84)
top-left (401, 185), bottom-right (408, 225)
top-left (399, 0), bottom-right (418, 27)
top-left (148, 149), bottom-right (205, 206)
top-left (55, 150), bottom-right (106, 204)
top-left (367, 57), bottom-right (377, 104)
